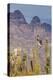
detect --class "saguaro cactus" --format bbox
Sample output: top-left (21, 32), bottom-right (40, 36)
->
top-left (21, 49), bottom-right (27, 74)
top-left (31, 35), bottom-right (41, 74)
top-left (45, 39), bottom-right (51, 74)
top-left (32, 47), bottom-right (41, 74)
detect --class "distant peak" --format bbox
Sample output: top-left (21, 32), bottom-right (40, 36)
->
top-left (41, 22), bottom-right (51, 32)
top-left (41, 22), bottom-right (51, 27)
top-left (10, 10), bottom-right (27, 24)
top-left (31, 16), bottom-right (40, 24)
top-left (14, 10), bottom-right (22, 15)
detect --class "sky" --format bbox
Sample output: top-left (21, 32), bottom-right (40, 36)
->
top-left (9, 3), bottom-right (51, 24)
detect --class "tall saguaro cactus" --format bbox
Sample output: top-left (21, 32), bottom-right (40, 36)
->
top-left (21, 49), bottom-right (27, 74)
top-left (32, 47), bottom-right (41, 74)
top-left (45, 39), bottom-right (51, 74)
top-left (31, 35), bottom-right (41, 74)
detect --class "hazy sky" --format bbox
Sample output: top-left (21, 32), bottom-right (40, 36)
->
top-left (9, 3), bottom-right (51, 24)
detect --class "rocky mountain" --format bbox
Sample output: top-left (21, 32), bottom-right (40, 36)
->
top-left (9, 10), bottom-right (51, 52)
top-left (9, 10), bottom-right (27, 25)
top-left (30, 16), bottom-right (41, 32)
top-left (30, 16), bottom-right (40, 25)
top-left (41, 23), bottom-right (51, 32)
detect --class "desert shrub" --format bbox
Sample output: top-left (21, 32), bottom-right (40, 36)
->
top-left (34, 63), bottom-right (41, 74)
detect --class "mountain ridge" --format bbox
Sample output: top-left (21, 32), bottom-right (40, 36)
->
top-left (9, 10), bottom-right (51, 52)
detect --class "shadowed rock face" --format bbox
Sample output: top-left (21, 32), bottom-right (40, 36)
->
top-left (41, 23), bottom-right (51, 32)
top-left (9, 10), bottom-right (27, 25)
top-left (30, 16), bottom-right (40, 25)
top-left (30, 16), bottom-right (41, 32)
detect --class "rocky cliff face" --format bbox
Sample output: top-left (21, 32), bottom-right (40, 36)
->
top-left (30, 16), bottom-right (40, 25)
top-left (9, 10), bottom-right (27, 25)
